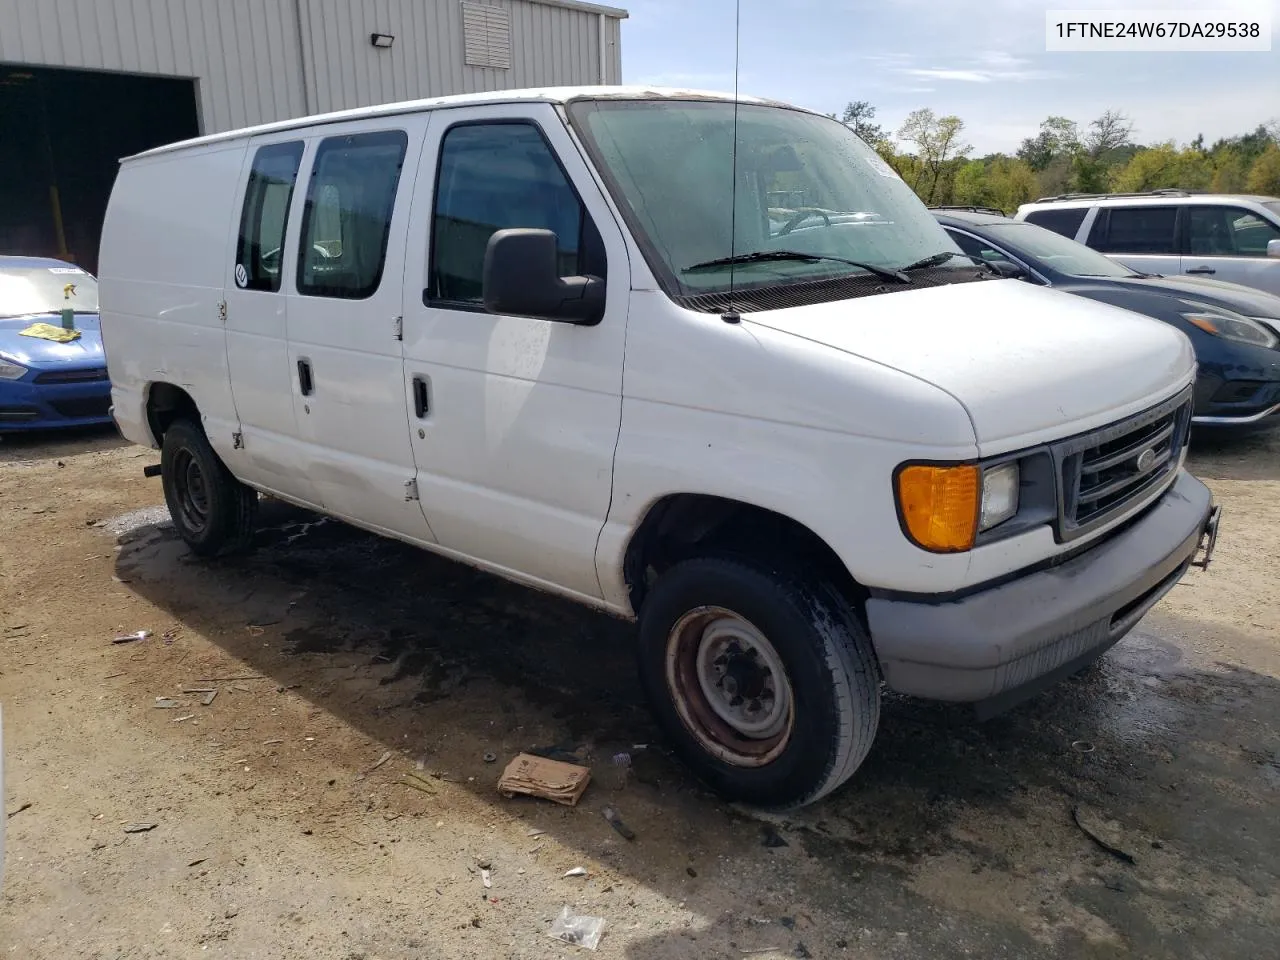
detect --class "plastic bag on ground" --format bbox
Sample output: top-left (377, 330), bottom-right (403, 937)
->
top-left (547, 905), bottom-right (606, 950)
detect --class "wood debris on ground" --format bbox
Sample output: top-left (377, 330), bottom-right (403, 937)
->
top-left (496, 753), bottom-right (590, 807)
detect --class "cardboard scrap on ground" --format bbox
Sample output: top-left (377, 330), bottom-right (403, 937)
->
top-left (497, 753), bottom-right (591, 807)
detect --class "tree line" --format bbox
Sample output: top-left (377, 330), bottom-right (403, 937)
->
top-left (831, 101), bottom-right (1280, 213)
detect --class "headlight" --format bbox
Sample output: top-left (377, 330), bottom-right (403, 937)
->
top-left (980, 461), bottom-right (1020, 531)
top-left (895, 460), bottom-right (1020, 553)
top-left (0, 357), bottom-right (28, 380)
top-left (1249, 316), bottom-right (1280, 340)
top-left (1182, 311), bottom-right (1278, 349)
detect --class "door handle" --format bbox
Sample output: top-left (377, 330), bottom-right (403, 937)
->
top-left (1186, 267), bottom-right (1216, 275)
top-left (297, 359), bottom-right (314, 396)
top-left (412, 375), bottom-right (429, 418)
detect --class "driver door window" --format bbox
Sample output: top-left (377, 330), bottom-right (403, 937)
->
top-left (428, 121), bottom-right (602, 307)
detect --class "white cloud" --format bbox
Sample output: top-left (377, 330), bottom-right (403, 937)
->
top-left (900, 52), bottom-right (1065, 83)
top-left (631, 70), bottom-right (744, 89)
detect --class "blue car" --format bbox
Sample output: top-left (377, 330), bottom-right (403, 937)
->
top-left (0, 256), bottom-right (112, 432)
top-left (931, 209), bottom-right (1280, 434)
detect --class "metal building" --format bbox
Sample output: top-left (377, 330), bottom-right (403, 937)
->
top-left (0, 0), bottom-right (627, 270)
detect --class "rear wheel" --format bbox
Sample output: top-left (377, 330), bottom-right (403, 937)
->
top-left (637, 556), bottom-right (880, 809)
top-left (160, 419), bottom-right (257, 557)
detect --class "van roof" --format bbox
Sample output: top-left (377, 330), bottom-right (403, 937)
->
top-left (123, 85), bottom-right (802, 162)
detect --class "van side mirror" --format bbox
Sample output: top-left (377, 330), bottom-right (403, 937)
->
top-left (1267, 238), bottom-right (1280, 259)
top-left (482, 229), bottom-right (605, 325)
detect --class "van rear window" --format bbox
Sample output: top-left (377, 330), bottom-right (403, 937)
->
top-left (235, 141), bottom-right (304, 293)
top-left (296, 130), bottom-right (408, 300)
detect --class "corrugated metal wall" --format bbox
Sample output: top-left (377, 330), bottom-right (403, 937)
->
top-left (0, 0), bottom-right (625, 133)
top-left (0, 0), bottom-right (308, 132)
top-left (300, 0), bottom-right (623, 115)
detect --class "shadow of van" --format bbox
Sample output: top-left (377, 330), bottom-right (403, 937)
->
top-left (111, 501), bottom-right (1280, 959)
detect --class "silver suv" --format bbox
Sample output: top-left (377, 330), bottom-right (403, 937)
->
top-left (1014, 190), bottom-right (1280, 297)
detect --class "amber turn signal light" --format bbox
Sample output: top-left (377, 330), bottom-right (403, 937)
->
top-left (896, 464), bottom-right (980, 552)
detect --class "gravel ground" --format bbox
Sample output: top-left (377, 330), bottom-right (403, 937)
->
top-left (1, 425), bottom-right (1278, 959)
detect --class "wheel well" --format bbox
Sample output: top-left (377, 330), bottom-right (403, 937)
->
top-left (623, 494), bottom-right (867, 616)
top-left (145, 382), bottom-right (199, 445)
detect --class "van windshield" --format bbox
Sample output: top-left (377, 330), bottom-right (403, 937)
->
top-left (566, 98), bottom-right (973, 300)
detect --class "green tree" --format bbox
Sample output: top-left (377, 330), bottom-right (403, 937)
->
top-left (1112, 144), bottom-right (1178, 191)
top-left (1017, 116), bottom-right (1080, 171)
top-left (1085, 109), bottom-right (1135, 160)
top-left (1211, 149), bottom-right (1249, 192)
top-left (896, 108), bottom-right (971, 204)
top-left (1209, 124), bottom-right (1277, 166)
top-left (952, 160), bottom-right (990, 206)
top-left (987, 157), bottom-right (1039, 211)
top-left (1247, 144), bottom-right (1280, 195)
top-left (1111, 143), bottom-right (1212, 191)
top-left (839, 100), bottom-right (886, 146)
top-left (1070, 154), bottom-right (1109, 193)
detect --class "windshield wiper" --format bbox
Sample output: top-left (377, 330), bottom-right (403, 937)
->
top-left (902, 251), bottom-right (994, 273)
top-left (683, 250), bottom-right (911, 284)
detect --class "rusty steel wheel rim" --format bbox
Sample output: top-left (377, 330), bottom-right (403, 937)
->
top-left (665, 606), bottom-right (795, 768)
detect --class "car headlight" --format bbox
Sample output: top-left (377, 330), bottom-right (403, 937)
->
top-left (895, 460), bottom-right (1020, 552)
top-left (0, 357), bottom-right (28, 380)
top-left (1182, 311), bottom-right (1278, 349)
top-left (1248, 316), bottom-right (1280, 340)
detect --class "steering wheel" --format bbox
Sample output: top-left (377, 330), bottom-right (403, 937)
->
top-left (778, 208), bottom-right (832, 236)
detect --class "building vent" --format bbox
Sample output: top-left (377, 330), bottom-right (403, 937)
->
top-left (462, 3), bottom-right (512, 69)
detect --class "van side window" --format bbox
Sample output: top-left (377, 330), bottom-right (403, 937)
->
top-left (296, 130), bottom-right (408, 299)
top-left (428, 121), bottom-right (604, 306)
top-left (235, 141), bottom-right (304, 292)
top-left (1095, 206), bottom-right (1178, 254)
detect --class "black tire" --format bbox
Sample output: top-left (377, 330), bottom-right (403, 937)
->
top-left (637, 556), bottom-right (880, 809)
top-left (160, 418), bottom-right (258, 557)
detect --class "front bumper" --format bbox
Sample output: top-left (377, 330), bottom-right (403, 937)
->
top-left (1192, 372), bottom-right (1280, 432)
top-left (866, 469), bottom-right (1215, 715)
top-left (0, 377), bottom-right (113, 431)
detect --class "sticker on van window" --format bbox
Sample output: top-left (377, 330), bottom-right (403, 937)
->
top-left (234, 263), bottom-right (249, 288)
top-left (865, 153), bottom-right (900, 179)
top-left (48, 267), bottom-right (84, 274)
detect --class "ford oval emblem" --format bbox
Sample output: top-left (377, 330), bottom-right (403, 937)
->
top-left (1135, 448), bottom-right (1157, 473)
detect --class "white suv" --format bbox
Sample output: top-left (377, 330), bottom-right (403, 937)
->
top-left (1015, 191), bottom-right (1280, 297)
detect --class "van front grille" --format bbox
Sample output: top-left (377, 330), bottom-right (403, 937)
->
top-left (1054, 387), bottom-right (1193, 541)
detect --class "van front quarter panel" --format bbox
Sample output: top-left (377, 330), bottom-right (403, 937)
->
top-left (595, 291), bottom-right (981, 611)
top-left (99, 143), bottom-right (249, 455)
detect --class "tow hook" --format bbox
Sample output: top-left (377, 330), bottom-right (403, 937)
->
top-left (1192, 505), bottom-right (1221, 570)
top-left (143, 463), bottom-right (162, 478)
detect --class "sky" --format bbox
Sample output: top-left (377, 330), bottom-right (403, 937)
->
top-left (617, 0), bottom-right (1280, 155)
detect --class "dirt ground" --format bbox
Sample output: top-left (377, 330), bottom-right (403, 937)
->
top-left (1, 425), bottom-right (1278, 960)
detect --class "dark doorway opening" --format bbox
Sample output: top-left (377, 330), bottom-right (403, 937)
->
top-left (0, 65), bottom-right (199, 274)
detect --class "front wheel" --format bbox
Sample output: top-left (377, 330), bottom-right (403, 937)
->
top-left (160, 418), bottom-right (258, 557)
top-left (637, 556), bottom-right (881, 809)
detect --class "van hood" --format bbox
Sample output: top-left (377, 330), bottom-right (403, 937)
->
top-left (743, 278), bottom-right (1195, 452)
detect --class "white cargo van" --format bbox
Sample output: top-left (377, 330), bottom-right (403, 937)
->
top-left (99, 87), bottom-right (1220, 809)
